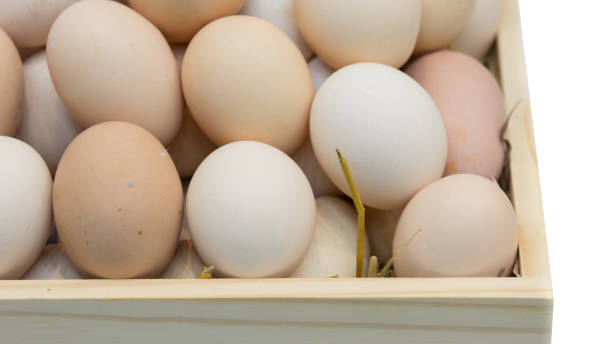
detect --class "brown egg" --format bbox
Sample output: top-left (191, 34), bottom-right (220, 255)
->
top-left (46, 0), bottom-right (183, 145)
top-left (182, 15), bottom-right (313, 155)
top-left (53, 122), bottom-right (183, 279)
top-left (167, 46), bottom-right (216, 179)
top-left (128, 0), bottom-right (246, 43)
top-left (393, 174), bottom-right (518, 277)
top-left (0, 28), bottom-right (24, 136)
top-left (405, 51), bottom-right (506, 179)
top-left (414, 0), bottom-right (475, 54)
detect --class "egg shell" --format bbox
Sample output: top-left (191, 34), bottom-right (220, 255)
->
top-left (46, 0), bottom-right (183, 145)
top-left (414, 0), bottom-right (475, 54)
top-left (310, 63), bottom-right (447, 210)
top-left (186, 141), bottom-right (316, 278)
top-left (240, 0), bottom-right (312, 60)
top-left (393, 174), bottom-right (518, 277)
top-left (0, 137), bottom-right (52, 279)
top-left (22, 244), bottom-right (82, 280)
top-left (160, 241), bottom-right (204, 279)
top-left (294, 0), bottom-right (421, 69)
top-left (53, 122), bottom-right (183, 279)
top-left (167, 46), bottom-right (216, 179)
top-left (0, 0), bottom-right (81, 48)
top-left (365, 207), bottom-right (401, 264)
top-left (128, 0), bottom-right (246, 43)
top-left (405, 50), bottom-right (506, 179)
top-left (17, 52), bottom-right (83, 175)
top-left (291, 197), bottom-right (369, 278)
top-left (452, 0), bottom-right (502, 60)
top-left (0, 28), bottom-right (24, 136)
top-left (182, 15), bottom-right (313, 154)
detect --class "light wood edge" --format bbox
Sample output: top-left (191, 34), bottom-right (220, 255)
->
top-left (498, 0), bottom-right (552, 282)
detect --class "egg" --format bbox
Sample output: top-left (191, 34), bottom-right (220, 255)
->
top-left (240, 0), bottom-right (312, 60)
top-left (0, 0), bottom-right (81, 48)
top-left (452, 0), bottom-right (502, 60)
top-left (17, 52), bottom-right (83, 175)
top-left (293, 0), bottom-right (421, 69)
top-left (291, 197), bottom-right (369, 278)
top-left (0, 137), bottom-right (52, 279)
top-left (186, 141), bottom-right (316, 278)
top-left (46, 0), bottom-right (183, 145)
top-left (393, 174), bottom-right (518, 277)
top-left (414, 0), bottom-right (476, 55)
top-left (53, 122), bottom-right (183, 279)
top-left (310, 63), bottom-right (447, 210)
top-left (128, 0), bottom-right (246, 43)
top-left (22, 244), bottom-right (82, 280)
top-left (0, 28), bottom-right (24, 137)
top-left (182, 15), bottom-right (313, 154)
top-left (405, 50), bottom-right (506, 179)
top-left (160, 241), bottom-right (204, 279)
top-left (167, 46), bottom-right (216, 179)
top-left (365, 208), bottom-right (401, 264)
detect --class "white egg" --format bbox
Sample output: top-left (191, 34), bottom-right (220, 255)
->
top-left (240, 0), bottom-right (312, 59)
top-left (0, 137), bottom-right (52, 279)
top-left (17, 52), bottom-right (83, 175)
top-left (186, 141), bottom-right (316, 278)
top-left (452, 0), bottom-right (502, 60)
top-left (291, 197), bottom-right (369, 278)
top-left (310, 63), bottom-right (447, 210)
top-left (160, 241), bottom-right (204, 279)
top-left (0, 0), bottom-right (82, 48)
top-left (365, 207), bottom-right (401, 264)
top-left (22, 244), bottom-right (82, 280)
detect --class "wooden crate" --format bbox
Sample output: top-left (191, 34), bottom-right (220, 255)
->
top-left (0, 0), bottom-right (553, 342)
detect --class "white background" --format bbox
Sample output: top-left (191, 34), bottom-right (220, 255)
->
top-left (519, 0), bottom-right (612, 342)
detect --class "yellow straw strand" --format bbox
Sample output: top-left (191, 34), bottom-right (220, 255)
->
top-left (198, 265), bottom-right (215, 279)
top-left (367, 256), bottom-right (379, 278)
top-left (336, 148), bottom-right (366, 277)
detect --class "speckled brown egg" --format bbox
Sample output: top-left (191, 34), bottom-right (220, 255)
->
top-left (0, 28), bottom-right (24, 136)
top-left (405, 50), bottom-right (506, 179)
top-left (53, 122), bottom-right (183, 279)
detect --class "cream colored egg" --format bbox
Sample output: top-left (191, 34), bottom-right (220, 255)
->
top-left (182, 15), bottom-right (313, 154)
top-left (0, 28), bottom-right (24, 137)
top-left (22, 244), bottom-right (82, 280)
top-left (414, 0), bottom-right (476, 54)
top-left (405, 50), bottom-right (506, 179)
top-left (291, 197), bottom-right (369, 278)
top-left (128, 0), bottom-right (246, 43)
top-left (46, 0), bottom-right (183, 145)
top-left (294, 0), bottom-right (421, 69)
top-left (0, 137), bottom-right (52, 279)
top-left (240, 0), bottom-right (312, 59)
top-left (453, 0), bottom-right (502, 60)
top-left (0, 0), bottom-right (81, 48)
top-left (365, 207), bottom-right (401, 264)
top-left (393, 174), bottom-right (518, 277)
top-left (160, 241), bottom-right (204, 279)
top-left (167, 46), bottom-right (216, 179)
top-left (310, 63), bottom-right (447, 210)
top-left (53, 122), bottom-right (183, 279)
top-left (17, 52), bottom-right (82, 175)
top-left (186, 141), bottom-right (316, 278)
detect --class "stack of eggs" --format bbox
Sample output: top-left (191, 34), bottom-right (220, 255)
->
top-left (0, 0), bottom-right (517, 280)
